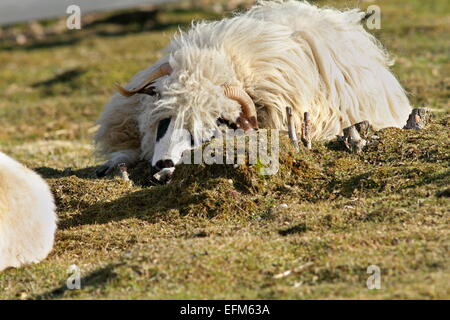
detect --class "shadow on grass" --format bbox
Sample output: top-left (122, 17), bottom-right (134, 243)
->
top-left (53, 161), bottom-right (257, 229)
top-left (34, 263), bottom-right (123, 299)
top-left (36, 161), bottom-right (155, 185)
top-left (403, 170), bottom-right (450, 197)
top-left (1, 8), bottom-right (217, 51)
top-left (0, 38), bottom-right (81, 51)
top-left (324, 139), bottom-right (348, 152)
top-left (35, 166), bottom-right (98, 179)
top-left (278, 223), bottom-right (307, 236)
top-left (84, 9), bottom-right (159, 28)
top-left (31, 68), bottom-right (86, 96)
top-left (58, 183), bottom-right (206, 229)
top-left (436, 188), bottom-right (450, 198)
top-left (32, 68), bottom-right (86, 88)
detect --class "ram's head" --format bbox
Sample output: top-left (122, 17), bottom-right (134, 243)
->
top-left (117, 61), bottom-right (258, 182)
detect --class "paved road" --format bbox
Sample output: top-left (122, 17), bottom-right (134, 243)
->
top-left (0, 0), bottom-right (177, 26)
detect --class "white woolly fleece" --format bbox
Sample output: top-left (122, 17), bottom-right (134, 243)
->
top-left (95, 0), bottom-right (412, 164)
top-left (0, 152), bottom-right (57, 271)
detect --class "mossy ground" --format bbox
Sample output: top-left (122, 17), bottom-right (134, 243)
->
top-left (0, 0), bottom-right (449, 299)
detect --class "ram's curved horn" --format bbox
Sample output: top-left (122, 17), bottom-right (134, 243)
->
top-left (222, 85), bottom-right (258, 131)
top-left (116, 62), bottom-right (172, 97)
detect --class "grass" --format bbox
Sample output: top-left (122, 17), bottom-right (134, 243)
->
top-left (0, 0), bottom-right (449, 299)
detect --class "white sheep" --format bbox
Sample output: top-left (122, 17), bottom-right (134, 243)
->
top-left (94, 0), bottom-right (412, 179)
top-left (0, 152), bottom-right (57, 271)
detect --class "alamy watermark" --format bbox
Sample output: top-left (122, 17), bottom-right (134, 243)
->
top-left (366, 265), bottom-right (381, 290)
top-left (66, 5), bottom-right (81, 30)
top-left (66, 264), bottom-right (81, 290)
top-left (179, 128), bottom-right (280, 175)
top-left (365, 5), bottom-right (381, 30)
top-left (64, 4), bottom-right (382, 31)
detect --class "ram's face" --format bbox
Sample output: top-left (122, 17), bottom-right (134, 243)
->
top-left (117, 62), bottom-right (258, 183)
top-left (151, 116), bottom-right (194, 182)
top-left (151, 112), bottom-right (237, 183)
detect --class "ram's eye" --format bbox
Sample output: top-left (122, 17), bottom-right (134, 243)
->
top-left (141, 85), bottom-right (157, 96)
top-left (156, 118), bottom-right (171, 141)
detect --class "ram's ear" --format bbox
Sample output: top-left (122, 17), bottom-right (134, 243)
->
top-left (116, 62), bottom-right (172, 97)
top-left (222, 85), bottom-right (258, 131)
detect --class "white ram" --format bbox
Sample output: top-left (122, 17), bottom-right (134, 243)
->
top-left (94, 1), bottom-right (411, 180)
top-left (0, 152), bottom-right (57, 271)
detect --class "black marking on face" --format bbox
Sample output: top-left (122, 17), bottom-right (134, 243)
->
top-left (217, 117), bottom-right (238, 130)
top-left (156, 117), bottom-right (171, 142)
top-left (155, 159), bottom-right (175, 171)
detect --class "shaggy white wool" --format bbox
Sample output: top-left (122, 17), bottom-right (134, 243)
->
top-left (95, 0), bottom-right (412, 167)
top-left (0, 152), bottom-right (57, 271)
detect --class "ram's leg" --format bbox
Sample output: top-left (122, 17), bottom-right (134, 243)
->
top-left (403, 108), bottom-right (430, 130)
top-left (96, 149), bottom-right (140, 178)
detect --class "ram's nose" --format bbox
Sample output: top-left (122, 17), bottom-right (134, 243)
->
top-left (154, 159), bottom-right (175, 171)
top-left (153, 159), bottom-right (175, 183)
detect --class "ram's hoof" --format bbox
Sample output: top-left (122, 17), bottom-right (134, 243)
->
top-left (338, 121), bottom-right (371, 153)
top-left (404, 108), bottom-right (430, 130)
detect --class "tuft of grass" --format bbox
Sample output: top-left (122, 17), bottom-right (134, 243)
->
top-left (0, 0), bottom-right (449, 299)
